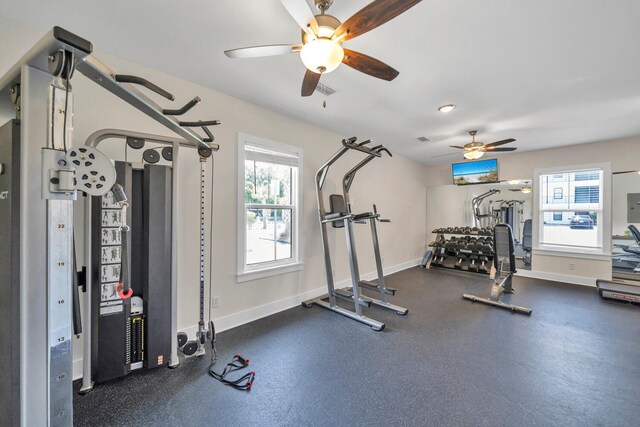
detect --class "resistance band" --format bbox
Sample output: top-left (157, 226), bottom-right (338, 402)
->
top-left (209, 354), bottom-right (255, 391)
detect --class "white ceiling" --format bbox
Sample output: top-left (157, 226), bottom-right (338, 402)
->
top-left (2, 0), bottom-right (639, 164)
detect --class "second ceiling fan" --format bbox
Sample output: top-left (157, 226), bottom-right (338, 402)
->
top-left (224, 0), bottom-right (422, 96)
top-left (446, 130), bottom-right (517, 160)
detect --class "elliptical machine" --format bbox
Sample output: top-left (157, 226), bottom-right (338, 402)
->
top-left (462, 223), bottom-right (532, 315)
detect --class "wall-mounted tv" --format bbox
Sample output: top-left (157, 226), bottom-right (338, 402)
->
top-left (452, 158), bottom-right (499, 185)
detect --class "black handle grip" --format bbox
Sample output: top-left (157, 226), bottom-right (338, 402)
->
top-left (377, 147), bottom-right (392, 157)
top-left (343, 136), bottom-right (357, 144)
top-left (179, 120), bottom-right (221, 127)
top-left (343, 139), bottom-right (382, 157)
top-left (358, 140), bottom-right (371, 146)
top-left (201, 126), bottom-right (215, 143)
top-left (115, 74), bottom-right (175, 101)
top-left (163, 97), bottom-right (201, 116)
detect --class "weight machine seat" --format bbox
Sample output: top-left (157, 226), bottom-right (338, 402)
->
top-left (493, 223), bottom-right (517, 273)
top-left (522, 219), bottom-right (533, 251)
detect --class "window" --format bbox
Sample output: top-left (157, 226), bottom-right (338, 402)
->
top-left (538, 167), bottom-right (604, 250)
top-left (237, 134), bottom-right (302, 281)
top-left (553, 188), bottom-right (563, 200)
top-left (574, 186), bottom-right (599, 203)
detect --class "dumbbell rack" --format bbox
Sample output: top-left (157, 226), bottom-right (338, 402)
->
top-left (426, 228), bottom-right (495, 275)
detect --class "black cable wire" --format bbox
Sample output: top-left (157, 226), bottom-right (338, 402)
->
top-left (203, 157), bottom-right (218, 364)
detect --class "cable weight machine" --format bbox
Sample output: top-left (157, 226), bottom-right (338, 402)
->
top-left (81, 129), bottom-right (219, 392)
top-left (0, 26), bottom-right (220, 425)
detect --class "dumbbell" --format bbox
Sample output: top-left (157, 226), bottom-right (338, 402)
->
top-left (445, 241), bottom-right (459, 255)
top-left (481, 243), bottom-right (493, 255)
top-left (467, 255), bottom-right (479, 272)
top-left (477, 256), bottom-right (490, 274)
top-left (454, 252), bottom-right (466, 270)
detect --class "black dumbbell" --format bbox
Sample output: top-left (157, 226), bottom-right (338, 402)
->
top-left (467, 255), bottom-right (479, 272)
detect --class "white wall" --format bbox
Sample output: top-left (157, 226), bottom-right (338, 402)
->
top-left (0, 19), bottom-right (428, 377)
top-left (425, 137), bottom-right (640, 284)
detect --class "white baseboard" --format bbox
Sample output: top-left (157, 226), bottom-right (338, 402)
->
top-left (73, 258), bottom-right (420, 380)
top-left (515, 269), bottom-right (596, 287)
top-left (183, 257), bottom-right (421, 336)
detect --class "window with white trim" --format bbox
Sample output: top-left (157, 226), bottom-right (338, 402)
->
top-left (237, 134), bottom-right (302, 281)
top-left (538, 168), bottom-right (604, 250)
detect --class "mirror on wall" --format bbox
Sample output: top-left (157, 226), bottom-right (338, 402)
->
top-left (427, 179), bottom-right (533, 270)
top-left (611, 171), bottom-right (640, 281)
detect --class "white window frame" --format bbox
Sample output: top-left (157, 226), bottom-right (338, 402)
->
top-left (533, 162), bottom-right (611, 259)
top-left (237, 133), bottom-right (303, 282)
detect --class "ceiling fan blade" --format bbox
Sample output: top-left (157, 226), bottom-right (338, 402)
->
top-left (449, 145), bottom-right (466, 149)
top-left (485, 138), bottom-right (516, 148)
top-left (301, 69), bottom-right (321, 97)
top-left (280, 0), bottom-right (319, 35)
top-left (224, 44), bottom-right (302, 59)
top-left (342, 49), bottom-right (399, 81)
top-left (432, 152), bottom-right (462, 158)
top-left (487, 147), bottom-right (517, 152)
top-left (334, 0), bottom-right (422, 42)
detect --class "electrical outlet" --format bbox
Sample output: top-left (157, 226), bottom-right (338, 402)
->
top-left (211, 296), bottom-right (220, 308)
top-left (332, 268), bottom-right (337, 277)
top-left (568, 264), bottom-right (575, 271)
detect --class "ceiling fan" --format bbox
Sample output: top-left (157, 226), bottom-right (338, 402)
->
top-left (439, 130), bottom-right (517, 160)
top-left (509, 181), bottom-right (532, 193)
top-left (224, 0), bottom-right (422, 97)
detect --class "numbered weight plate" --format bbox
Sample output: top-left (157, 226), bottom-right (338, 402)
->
top-left (101, 283), bottom-right (121, 302)
top-left (101, 264), bottom-right (120, 283)
top-left (101, 246), bottom-right (121, 264)
top-left (101, 209), bottom-right (122, 227)
top-left (101, 228), bottom-right (121, 245)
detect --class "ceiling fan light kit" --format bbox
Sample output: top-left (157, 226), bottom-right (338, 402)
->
top-left (300, 38), bottom-right (344, 74)
top-left (463, 150), bottom-right (484, 160)
top-left (438, 104), bottom-right (456, 113)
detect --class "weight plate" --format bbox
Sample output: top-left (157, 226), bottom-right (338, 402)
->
top-left (66, 146), bottom-right (116, 196)
top-left (143, 149), bottom-right (160, 164)
top-left (161, 146), bottom-right (173, 161)
top-left (126, 137), bottom-right (145, 150)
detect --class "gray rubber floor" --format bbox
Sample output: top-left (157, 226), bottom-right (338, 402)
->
top-left (73, 267), bottom-right (640, 426)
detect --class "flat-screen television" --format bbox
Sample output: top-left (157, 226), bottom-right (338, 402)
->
top-left (452, 158), bottom-right (499, 185)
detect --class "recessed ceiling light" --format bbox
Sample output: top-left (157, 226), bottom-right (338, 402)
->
top-left (438, 104), bottom-right (456, 113)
